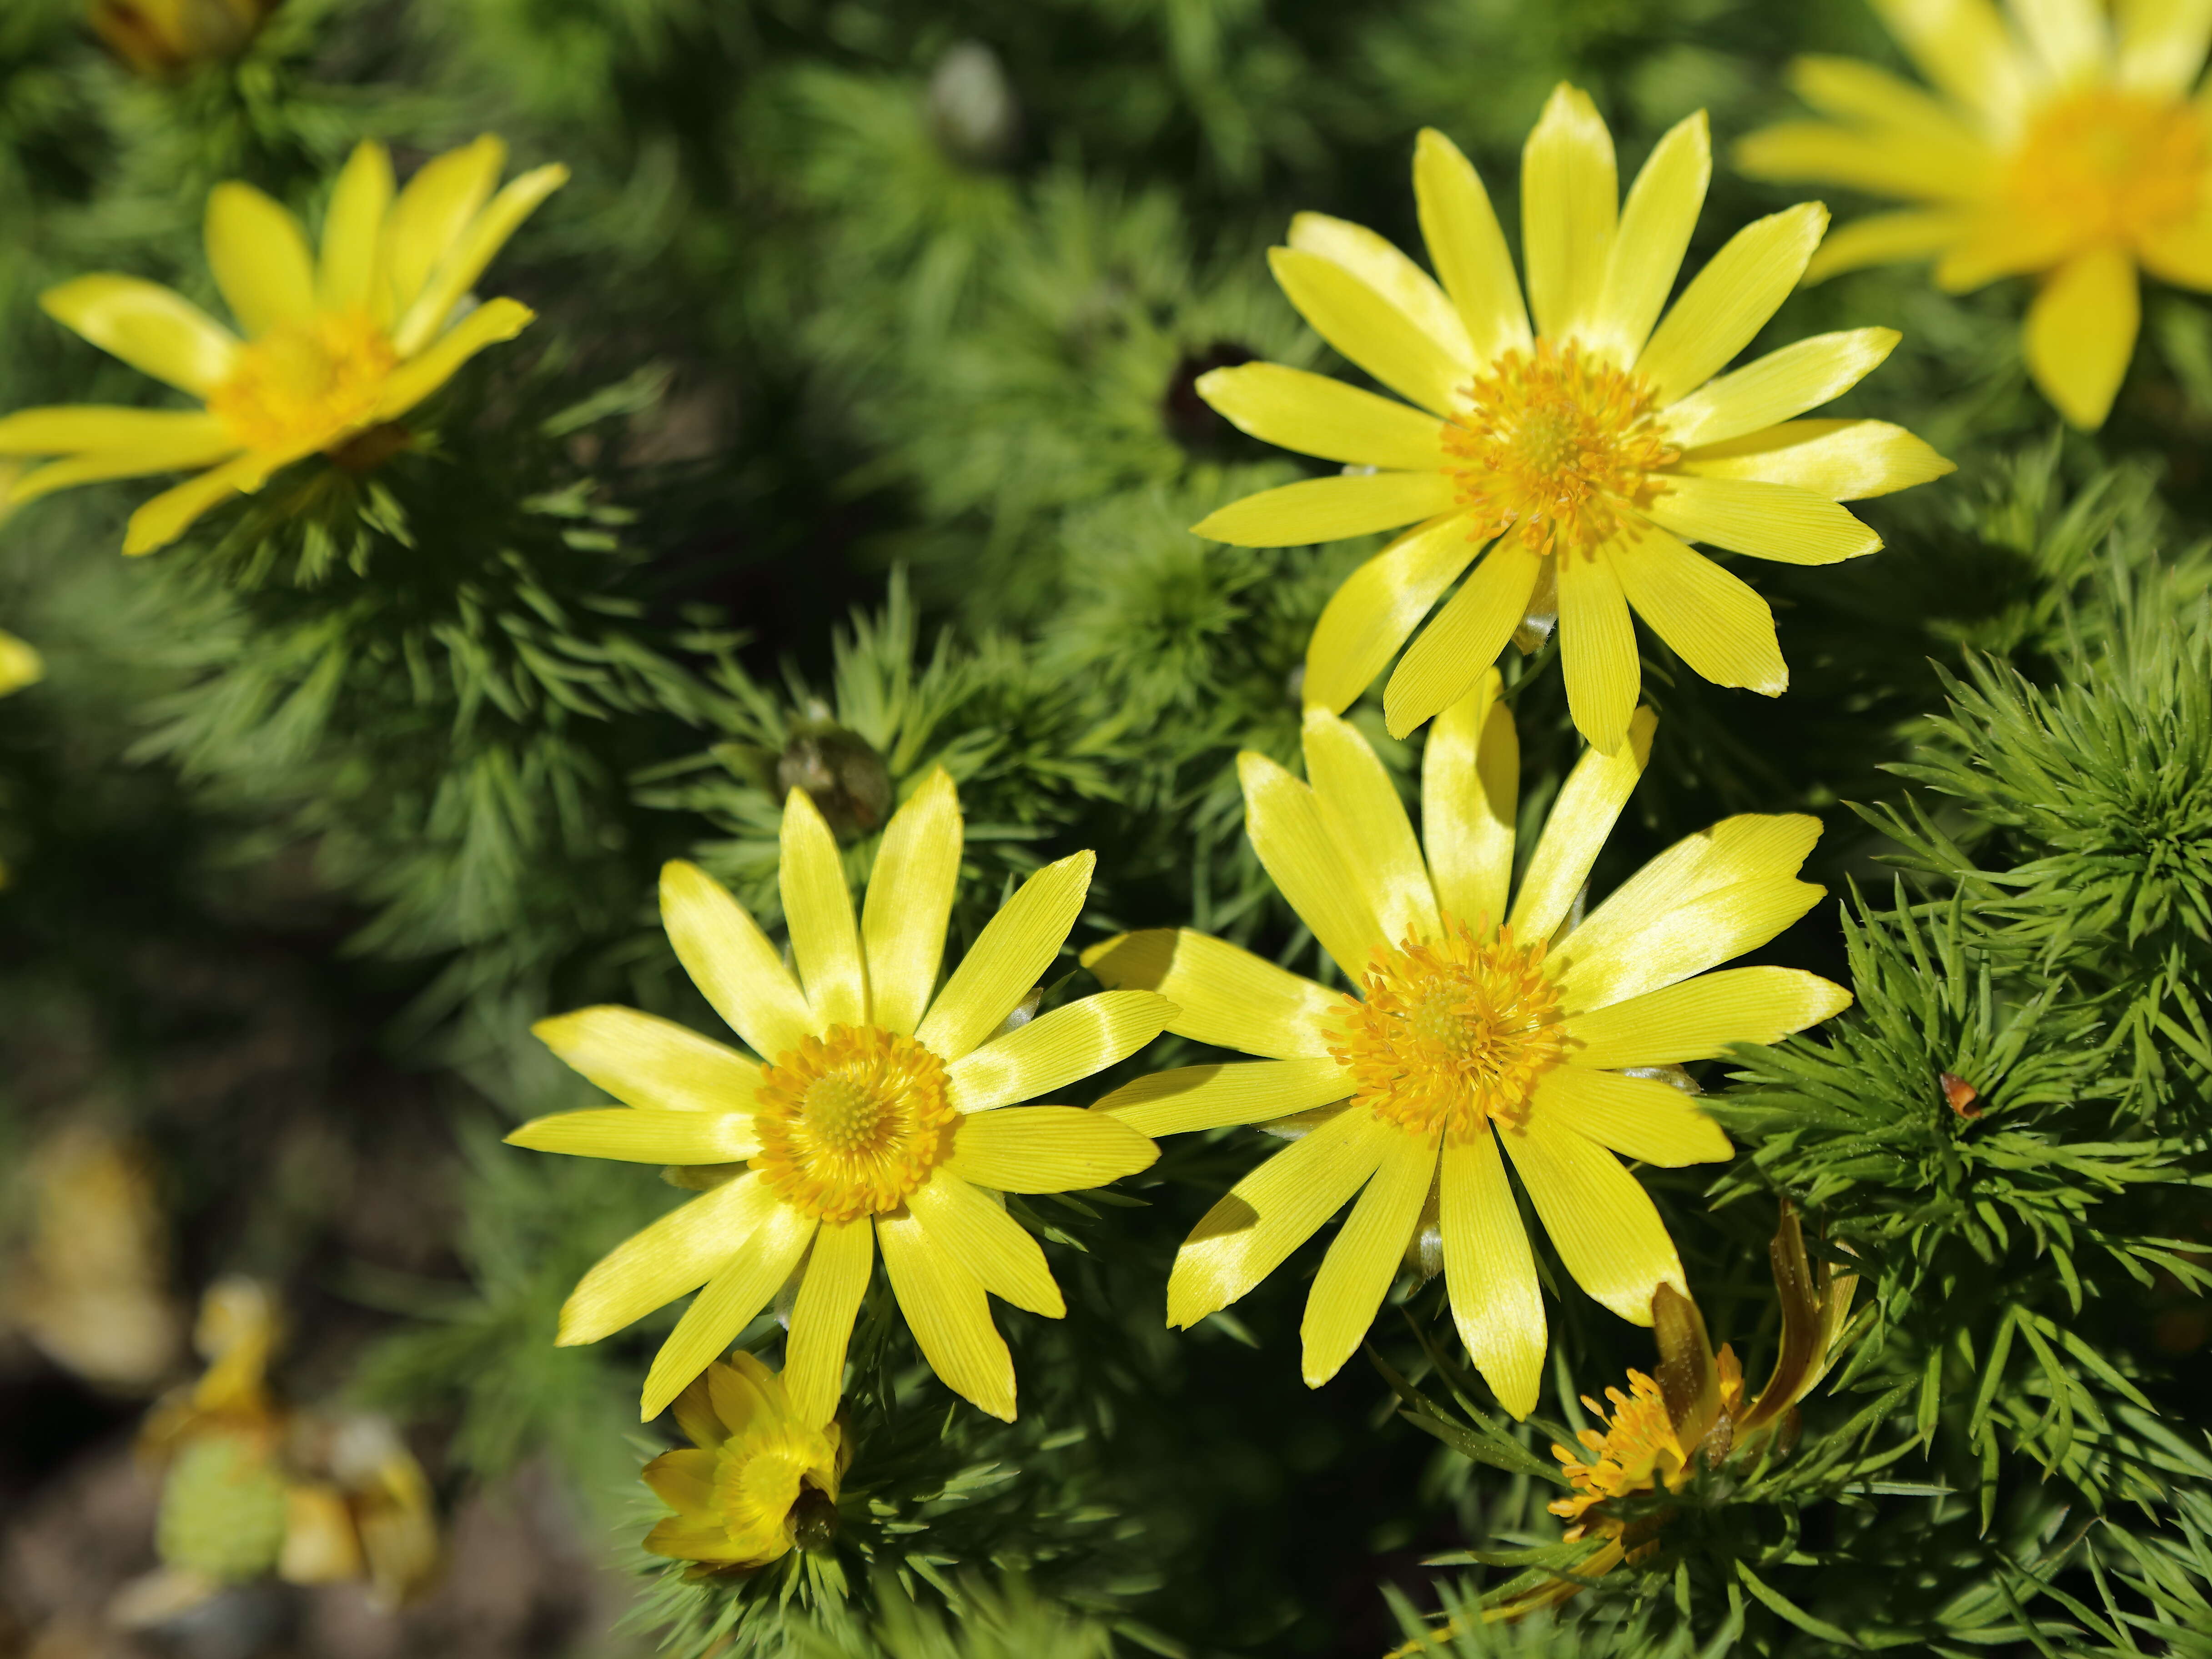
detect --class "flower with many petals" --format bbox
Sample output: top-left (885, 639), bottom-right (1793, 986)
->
top-left (1190, 85), bottom-right (1951, 752)
top-left (1740, 0), bottom-right (2212, 429)
top-left (1087, 674), bottom-right (1849, 1417)
top-left (643, 1353), bottom-right (849, 1575)
top-left (0, 136), bottom-right (565, 555)
top-left (511, 771), bottom-right (1166, 1425)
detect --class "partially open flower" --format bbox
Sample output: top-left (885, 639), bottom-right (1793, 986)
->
top-left (642, 1353), bottom-right (850, 1576)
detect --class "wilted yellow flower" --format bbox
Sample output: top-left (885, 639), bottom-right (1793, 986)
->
top-left (1088, 674), bottom-right (1849, 1418)
top-left (1190, 84), bottom-right (1950, 753)
top-left (1740, 0), bottom-right (2212, 429)
top-left (511, 770), bottom-right (1166, 1426)
top-left (0, 136), bottom-right (565, 555)
top-left (88, 0), bottom-right (280, 76)
top-left (643, 1353), bottom-right (849, 1574)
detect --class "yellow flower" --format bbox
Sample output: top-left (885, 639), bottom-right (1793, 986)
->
top-left (1739, 0), bottom-right (2212, 429)
top-left (511, 770), bottom-right (1168, 1426)
top-left (0, 629), bottom-right (41, 696)
top-left (1087, 674), bottom-right (1849, 1418)
top-left (1189, 84), bottom-right (1951, 753)
top-left (643, 1353), bottom-right (850, 1574)
top-left (0, 136), bottom-right (567, 555)
top-left (88, 0), bottom-right (280, 76)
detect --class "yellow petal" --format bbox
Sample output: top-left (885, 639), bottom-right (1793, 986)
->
top-left (916, 850), bottom-right (1093, 1063)
top-left (667, 1372), bottom-right (727, 1452)
top-left (862, 768), bottom-right (961, 1036)
top-left (1564, 965), bottom-right (1853, 1068)
top-left (877, 1206), bottom-right (1015, 1419)
top-left (1613, 527), bottom-right (1785, 697)
top-left (1440, 1130), bottom-right (1544, 1419)
top-left (1677, 418), bottom-right (1955, 502)
top-left (0, 631), bottom-right (42, 696)
top-left (1289, 211), bottom-right (1476, 375)
top-left (909, 1171), bottom-right (1064, 1316)
top-left (1866, 0), bottom-right (2032, 129)
top-left (1166, 1106), bottom-right (1390, 1328)
top-left (945, 1105), bottom-right (1158, 1193)
top-left (1237, 749), bottom-right (1390, 981)
top-left (2024, 246), bottom-right (2138, 430)
top-left (640, 1202), bottom-right (814, 1419)
top-left (1094, 1058), bottom-right (1352, 1137)
top-left (1735, 121), bottom-right (1995, 205)
top-left (1383, 538), bottom-right (1543, 739)
top-left (1196, 362), bottom-right (1449, 471)
top-left (1560, 812), bottom-right (1820, 977)
top-left (1590, 111), bottom-right (1710, 368)
top-left (1553, 875), bottom-right (1828, 1016)
top-left (558, 1171), bottom-right (776, 1346)
top-left (1643, 476), bottom-right (1880, 565)
top-left (1635, 204), bottom-right (1830, 408)
top-left (392, 162), bottom-right (568, 358)
top-left (659, 859), bottom-right (815, 1064)
top-left (7, 438), bottom-right (242, 508)
top-left (532, 1004), bottom-right (761, 1113)
top-left (1785, 55), bottom-right (2001, 169)
top-left (641, 1446), bottom-right (717, 1513)
top-left (320, 142), bottom-right (395, 316)
top-left (710, 1349), bottom-right (777, 1431)
top-left (1194, 470), bottom-right (1459, 548)
top-left (506, 1107), bottom-right (758, 1164)
top-left (384, 136), bottom-right (506, 318)
top-left (1413, 128), bottom-right (1533, 367)
top-left (1533, 1067), bottom-right (1732, 1166)
top-left (1082, 928), bottom-right (1343, 1058)
top-left (1804, 209), bottom-right (1971, 285)
top-left (1934, 211), bottom-right (2080, 292)
top-left (1500, 1114), bottom-right (1684, 1325)
top-left (1508, 706), bottom-right (1656, 942)
top-left (1663, 328), bottom-right (1901, 451)
top-left (2138, 205), bottom-right (2212, 288)
top-left (945, 990), bottom-right (1175, 1113)
top-left (1302, 706), bottom-right (1438, 945)
top-left (1302, 1127), bottom-right (1437, 1386)
top-left (121, 452), bottom-right (275, 556)
top-left (372, 297), bottom-right (534, 421)
top-left (1268, 246), bottom-right (1467, 417)
top-left (204, 182), bottom-right (316, 337)
top-left (1557, 548), bottom-right (1639, 755)
top-left (0, 406), bottom-right (235, 463)
top-left (1423, 670), bottom-right (1517, 930)
top-left (780, 787), bottom-right (867, 1029)
top-left (1520, 83), bottom-right (1619, 343)
top-left (1302, 514), bottom-right (1479, 715)
top-left (784, 1217), bottom-right (873, 1427)
top-left (2009, 0), bottom-right (2111, 82)
top-left (40, 276), bottom-right (239, 397)
top-left (2117, 0), bottom-right (2212, 90)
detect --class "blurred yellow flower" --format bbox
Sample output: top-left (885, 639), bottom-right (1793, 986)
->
top-left (88, 0), bottom-right (280, 76)
top-left (511, 770), bottom-right (1166, 1426)
top-left (0, 629), bottom-right (40, 697)
top-left (643, 1353), bottom-right (849, 1575)
top-left (1089, 674), bottom-right (1848, 1418)
top-left (1190, 84), bottom-right (1950, 752)
top-left (1740, 0), bottom-right (2212, 428)
top-left (0, 136), bottom-right (565, 555)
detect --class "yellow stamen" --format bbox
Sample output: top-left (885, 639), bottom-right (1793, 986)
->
top-left (1442, 340), bottom-right (1678, 559)
top-left (1549, 1348), bottom-right (1746, 1536)
top-left (1331, 920), bottom-right (1563, 1143)
top-left (206, 310), bottom-right (398, 455)
top-left (751, 1025), bottom-right (955, 1222)
top-left (2006, 88), bottom-right (2208, 255)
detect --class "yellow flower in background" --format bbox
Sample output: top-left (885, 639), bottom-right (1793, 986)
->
top-left (1087, 674), bottom-right (1848, 1418)
top-left (88, 0), bottom-right (280, 77)
top-left (1191, 85), bottom-right (1951, 753)
top-left (0, 136), bottom-right (566, 555)
top-left (511, 770), bottom-right (1166, 1426)
top-left (0, 629), bottom-right (40, 696)
top-left (643, 1353), bottom-right (849, 1575)
top-left (1740, 0), bottom-right (2212, 430)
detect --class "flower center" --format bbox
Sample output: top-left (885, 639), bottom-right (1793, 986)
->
top-left (750, 1024), bottom-right (956, 1222)
top-left (711, 1430), bottom-right (826, 1548)
top-left (2006, 88), bottom-right (2208, 251)
top-left (1549, 1352), bottom-right (1747, 1537)
top-left (205, 310), bottom-right (398, 454)
top-left (1331, 921), bottom-right (1564, 1142)
top-left (1441, 340), bottom-right (1678, 559)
